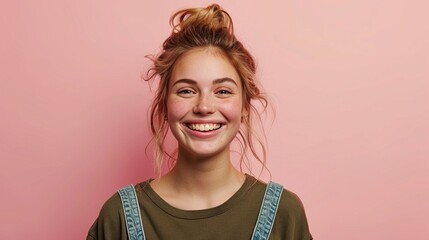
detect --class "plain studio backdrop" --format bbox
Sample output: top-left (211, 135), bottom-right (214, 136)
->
top-left (1, 1), bottom-right (428, 239)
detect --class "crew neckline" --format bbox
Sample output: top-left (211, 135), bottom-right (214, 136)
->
top-left (138, 174), bottom-right (258, 220)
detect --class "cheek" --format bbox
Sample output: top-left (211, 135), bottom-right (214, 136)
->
top-left (167, 98), bottom-right (188, 119)
top-left (222, 99), bottom-right (244, 121)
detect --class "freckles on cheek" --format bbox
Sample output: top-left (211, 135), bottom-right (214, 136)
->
top-left (167, 99), bottom-right (188, 116)
top-left (222, 104), bottom-right (240, 112)
top-left (222, 101), bottom-right (244, 117)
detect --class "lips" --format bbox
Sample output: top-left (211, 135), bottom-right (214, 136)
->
top-left (185, 123), bottom-right (222, 132)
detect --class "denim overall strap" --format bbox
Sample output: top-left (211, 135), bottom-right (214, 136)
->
top-left (118, 185), bottom-right (145, 240)
top-left (251, 181), bottom-right (283, 240)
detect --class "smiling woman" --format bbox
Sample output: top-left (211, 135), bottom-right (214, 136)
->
top-left (167, 48), bottom-right (243, 161)
top-left (87, 4), bottom-right (312, 240)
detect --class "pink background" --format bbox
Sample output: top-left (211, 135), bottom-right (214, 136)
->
top-left (1, 0), bottom-right (428, 239)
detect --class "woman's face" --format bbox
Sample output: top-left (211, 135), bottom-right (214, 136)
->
top-left (167, 48), bottom-right (243, 159)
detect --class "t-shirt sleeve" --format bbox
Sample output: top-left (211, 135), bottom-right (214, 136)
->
top-left (86, 193), bottom-right (128, 240)
top-left (271, 189), bottom-right (313, 240)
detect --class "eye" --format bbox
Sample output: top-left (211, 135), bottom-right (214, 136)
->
top-left (177, 89), bottom-right (196, 96)
top-left (216, 89), bottom-right (232, 95)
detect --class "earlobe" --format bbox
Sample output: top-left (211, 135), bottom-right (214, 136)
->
top-left (241, 112), bottom-right (248, 123)
top-left (241, 107), bottom-right (249, 119)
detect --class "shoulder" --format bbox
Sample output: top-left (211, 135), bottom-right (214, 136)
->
top-left (278, 188), bottom-right (308, 219)
top-left (272, 185), bottom-right (313, 239)
top-left (259, 180), bottom-right (307, 221)
top-left (244, 177), bottom-right (307, 218)
top-left (87, 185), bottom-right (141, 240)
top-left (99, 182), bottom-right (150, 217)
top-left (97, 191), bottom-right (124, 221)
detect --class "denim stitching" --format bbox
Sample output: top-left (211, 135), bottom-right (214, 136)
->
top-left (118, 185), bottom-right (145, 240)
top-left (251, 182), bottom-right (283, 240)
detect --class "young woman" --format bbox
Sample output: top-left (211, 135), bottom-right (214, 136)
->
top-left (87, 4), bottom-right (312, 240)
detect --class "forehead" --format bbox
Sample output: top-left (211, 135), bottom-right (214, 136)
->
top-left (170, 47), bottom-right (241, 86)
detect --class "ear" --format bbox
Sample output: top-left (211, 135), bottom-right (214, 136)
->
top-left (241, 108), bottom-right (249, 122)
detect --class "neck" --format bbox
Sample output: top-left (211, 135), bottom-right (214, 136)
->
top-left (169, 147), bottom-right (243, 193)
top-left (151, 147), bottom-right (246, 210)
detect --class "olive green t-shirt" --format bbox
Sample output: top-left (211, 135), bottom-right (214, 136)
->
top-left (87, 175), bottom-right (312, 240)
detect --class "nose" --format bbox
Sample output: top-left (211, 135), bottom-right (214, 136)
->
top-left (193, 93), bottom-right (215, 115)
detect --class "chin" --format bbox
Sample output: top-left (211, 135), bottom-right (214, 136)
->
top-left (181, 144), bottom-right (229, 159)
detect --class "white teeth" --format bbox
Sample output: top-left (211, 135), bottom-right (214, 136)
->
top-left (188, 123), bottom-right (221, 132)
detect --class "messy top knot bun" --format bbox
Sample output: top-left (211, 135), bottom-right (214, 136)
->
top-left (170, 4), bottom-right (233, 34)
top-left (163, 4), bottom-right (236, 50)
top-left (145, 4), bottom-right (268, 177)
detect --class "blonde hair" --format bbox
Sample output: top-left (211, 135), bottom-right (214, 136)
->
top-left (144, 4), bottom-right (269, 177)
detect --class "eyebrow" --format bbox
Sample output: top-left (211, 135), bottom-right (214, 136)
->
top-left (172, 77), bottom-right (238, 87)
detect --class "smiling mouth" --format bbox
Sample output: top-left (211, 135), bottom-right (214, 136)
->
top-left (186, 123), bottom-right (222, 132)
